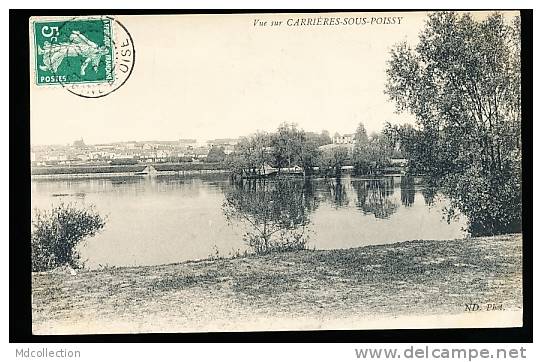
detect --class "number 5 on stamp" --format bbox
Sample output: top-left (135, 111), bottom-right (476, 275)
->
top-left (33, 18), bottom-right (114, 85)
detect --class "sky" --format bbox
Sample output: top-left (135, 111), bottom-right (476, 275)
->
top-left (29, 11), bottom-right (506, 145)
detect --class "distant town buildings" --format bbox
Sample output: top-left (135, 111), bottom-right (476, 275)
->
top-left (206, 138), bottom-right (238, 155)
top-left (32, 130), bottom-right (383, 167)
top-left (73, 138), bottom-right (86, 149)
top-left (178, 139), bottom-right (198, 148)
top-left (30, 138), bottom-right (240, 166)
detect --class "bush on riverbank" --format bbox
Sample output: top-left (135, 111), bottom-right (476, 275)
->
top-left (444, 166), bottom-right (522, 236)
top-left (31, 203), bottom-right (106, 272)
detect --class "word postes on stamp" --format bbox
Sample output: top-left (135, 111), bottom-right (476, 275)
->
top-left (34, 18), bottom-right (114, 85)
top-left (32, 16), bottom-right (135, 98)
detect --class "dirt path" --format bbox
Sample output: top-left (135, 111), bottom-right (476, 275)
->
top-left (32, 234), bottom-right (523, 334)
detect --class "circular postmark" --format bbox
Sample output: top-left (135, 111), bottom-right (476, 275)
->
top-left (38, 16), bottom-right (135, 98)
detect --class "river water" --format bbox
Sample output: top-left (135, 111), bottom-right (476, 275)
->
top-left (31, 174), bottom-right (467, 268)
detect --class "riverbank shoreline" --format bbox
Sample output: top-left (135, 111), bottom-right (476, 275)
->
top-left (30, 162), bottom-right (229, 179)
top-left (32, 234), bottom-right (522, 334)
top-left (30, 163), bottom-right (409, 180)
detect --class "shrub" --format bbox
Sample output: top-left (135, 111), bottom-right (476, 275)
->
top-left (443, 165), bottom-right (522, 237)
top-left (243, 227), bottom-right (310, 255)
top-left (31, 203), bottom-right (106, 272)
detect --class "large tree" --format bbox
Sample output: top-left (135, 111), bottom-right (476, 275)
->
top-left (320, 130), bottom-right (332, 145)
top-left (319, 146), bottom-right (349, 177)
top-left (386, 11), bottom-right (521, 236)
top-left (271, 123), bottom-right (304, 171)
top-left (352, 122), bottom-right (394, 175)
top-left (206, 145), bottom-right (226, 163)
top-left (353, 122), bottom-right (369, 145)
top-left (296, 135), bottom-right (321, 176)
top-left (228, 132), bottom-right (272, 176)
top-left (383, 122), bottom-right (419, 163)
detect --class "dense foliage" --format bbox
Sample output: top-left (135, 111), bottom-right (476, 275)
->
top-left (32, 203), bottom-right (106, 271)
top-left (206, 146), bottom-right (227, 163)
top-left (226, 122), bottom-right (398, 178)
top-left (226, 123), bottom-right (332, 177)
top-left (319, 146), bottom-right (350, 176)
top-left (352, 125), bottom-right (397, 175)
top-left (386, 12), bottom-right (522, 236)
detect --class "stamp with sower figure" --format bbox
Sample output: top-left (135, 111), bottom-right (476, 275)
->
top-left (32, 16), bottom-right (135, 98)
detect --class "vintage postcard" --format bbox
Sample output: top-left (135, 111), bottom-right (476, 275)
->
top-left (29, 11), bottom-right (524, 334)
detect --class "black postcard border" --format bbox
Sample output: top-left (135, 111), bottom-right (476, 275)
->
top-left (9, 8), bottom-right (533, 343)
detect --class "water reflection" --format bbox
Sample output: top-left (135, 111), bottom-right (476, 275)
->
top-left (400, 176), bottom-right (416, 207)
top-left (31, 174), bottom-right (467, 266)
top-left (322, 178), bottom-right (350, 209)
top-left (222, 179), bottom-right (317, 254)
top-left (419, 178), bottom-right (439, 206)
top-left (356, 178), bottom-right (398, 219)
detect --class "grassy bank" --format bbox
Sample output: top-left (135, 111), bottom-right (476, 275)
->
top-left (32, 234), bottom-right (522, 334)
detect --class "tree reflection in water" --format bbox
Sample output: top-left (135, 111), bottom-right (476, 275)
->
top-left (222, 178), bottom-right (317, 254)
top-left (351, 178), bottom-right (398, 219)
top-left (400, 176), bottom-right (416, 207)
top-left (419, 176), bottom-right (439, 206)
top-left (323, 177), bottom-right (350, 209)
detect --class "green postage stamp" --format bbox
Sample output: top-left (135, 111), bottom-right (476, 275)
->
top-left (33, 18), bottom-right (114, 85)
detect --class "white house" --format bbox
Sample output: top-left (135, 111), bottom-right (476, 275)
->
top-left (333, 133), bottom-right (354, 145)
